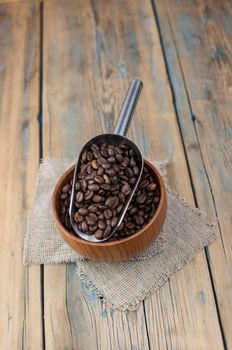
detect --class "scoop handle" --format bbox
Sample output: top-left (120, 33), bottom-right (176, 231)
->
top-left (113, 79), bottom-right (143, 136)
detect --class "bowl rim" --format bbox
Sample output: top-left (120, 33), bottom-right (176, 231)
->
top-left (51, 159), bottom-right (166, 247)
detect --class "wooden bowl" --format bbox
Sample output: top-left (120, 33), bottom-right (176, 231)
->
top-left (51, 159), bottom-right (167, 262)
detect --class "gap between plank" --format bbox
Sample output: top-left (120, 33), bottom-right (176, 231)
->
top-left (142, 301), bottom-right (151, 350)
top-left (38, 1), bottom-right (45, 349)
top-left (150, 0), bottom-right (227, 349)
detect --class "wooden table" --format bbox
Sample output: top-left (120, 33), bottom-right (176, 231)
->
top-left (1, 0), bottom-right (231, 348)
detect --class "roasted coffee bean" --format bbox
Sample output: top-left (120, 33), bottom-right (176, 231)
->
top-left (91, 159), bottom-right (99, 169)
top-left (81, 221), bottom-right (88, 232)
top-left (75, 182), bottom-right (81, 191)
top-left (85, 190), bottom-right (94, 200)
top-left (92, 195), bottom-right (104, 203)
top-left (88, 205), bottom-right (98, 213)
top-left (74, 212), bottom-right (84, 223)
top-left (93, 149), bottom-right (101, 158)
top-left (81, 150), bottom-right (87, 162)
top-left (102, 162), bottom-right (111, 170)
top-left (87, 151), bottom-right (93, 161)
top-left (78, 207), bottom-right (88, 216)
top-left (97, 157), bottom-right (106, 166)
top-left (97, 167), bottom-right (104, 176)
top-left (108, 148), bottom-right (115, 156)
top-left (104, 209), bottom-right (112, 219)
top-left (105, 168), bottom-right (116, 177)
top-left (105, 196), bottom-right (119, 209)
top-left (119, 192), bottom-right (126, 203)
top-left (136, 193), bottom-right (147, 204)
top-left (94, 175), bottom-right (104, 184)
top-left (76, 191), bottom-right (84, 203)
top-left (133, 166), bottom-right (139, 176)
top-left (122, 183), bottom-right (131, 195)
top-left (62, 184), bottom-right (71, 193)
top-left (60, 193), bottom-right (68, 200)
top-left (104, 226), bottom-right (112, 237)
top-left (111, 216), bottom-right (118, 227)
top-left (147, 183), bottom-right (157, 191)
top-left (88, 213), bottom-right (98, 223)
top-left (95, 229), bottom-right (104, 240)
top-left (98, 220), bottom-right (106, 230)
top-left (139, 179), bottom-right (150, 189)
top-left (88, 183), bottom-right (100, 191)
top-left (103, 174), bottom-right (110, 184)
top-left (108, 156), bottom-right (116, 164)
top-left (117, 203), bottom-right (123, 213)
top-left (90, 143), bottom-right (99, 151)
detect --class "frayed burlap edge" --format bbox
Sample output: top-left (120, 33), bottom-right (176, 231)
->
top-left (76, 189), bottom-right (217, 311)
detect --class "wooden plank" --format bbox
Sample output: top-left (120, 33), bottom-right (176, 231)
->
top-left (0, 3), bottom-right (42, 349)
top-left (43, 1), bottom-right (150, 349)
top-left (43, 0), bottom-right (224, 348)
top-left (154, 0), bottom-right (232, 347)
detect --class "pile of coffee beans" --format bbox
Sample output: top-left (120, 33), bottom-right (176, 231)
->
top-left (58, 142), bottom-right (160, 241)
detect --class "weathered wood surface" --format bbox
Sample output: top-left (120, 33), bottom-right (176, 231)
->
top-left (155, 0), bottom-right (232, 347)
top-left (0, 0), bottom-right (231, 348)
top-left (42, 0), bottom-right (224, 349)
top-left (0, 2), bottom-right (42, 350)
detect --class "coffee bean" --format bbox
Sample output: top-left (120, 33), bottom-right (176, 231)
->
top-left (147, 183), bottom-right (157, 191)
top-left (88, 205), bottom-right (98, 213)
top-left (111, 216), bottom-right (118, 227)
top-left (60, 193), bottom-right (68, 200)
top-left (78, 207), bottom-right (88, 216)
top-left (105, 168), bottom-right (116, 177)
top-left (88, 213), bottom-right (98, 223)
top-left (81, 150), bottom-right (87, 162)
top-left (93, 149), bottom-right (101, 158)
top-left (103, 174), bottom-right (110, 184)
top-left (103, 226), bottom-right (112, 237)
top-left (62, 184), bottom-right (71, 193)
top-left (122, 183), bottom-right (131, 195)
top-left (95, 229), bottom-right (104, 240)
top-left (116, 153), bottom-right (123, 162)
top-left (101, 148), bottom-right (109, 158)
top-left (85, 190), bottom-right (94, 200)
top-left (105, 196), bottom-right (119, 209)
top-left (87, 151), bottom-right (93, 161)
top-left (76, 191), bottom-right (84, 203)
top-left (88, 183), bottom-right (100, 191)
top-left (108, 156), bottom-right (116, 164)
top-left (74, 212), bottom-right (84, 223)
top-left (81, 221), bottom-right (88, 232)
top-left (91, 160), bottom-right (99, 169)
top-left (97, 157), bottom-right (106, 166)
top-left (136, 193), bottom-right (147, 204)
top-left (75, 182), bottom-right (81, 191)
top-left (90, 143), bottom-right (99, 151)
top-left (94, 175), bottom-right (104, 184)
top-left (102, 162), bottom-right (111, 170)
top-left (119, 193), bottom-right (126, 203)
top-left (97, 167), bottom-right (104, 176)
top-left (104, 209), bottom-right (112, 219)
top-left (108, 148), bottom-right (115, 156)
top-left (92, 195), bottom-right (104, 203)
top-left (133, 166), bottom-right (139, 176)
top-left (117, 203), bottom-right (123, 213)
top-left (139, 179), bottom-right (150, 189)
top-left (81, 179), bottom-right (88, 190)
top-left (98, 220), bottom-right (106, 230)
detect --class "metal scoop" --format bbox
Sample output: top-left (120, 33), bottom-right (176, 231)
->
top-left (69, 79), bottom-right (144, 242)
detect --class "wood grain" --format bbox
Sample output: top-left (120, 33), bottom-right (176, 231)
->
top-left (0, 2), bottom-right (42, 349)
top-left (155, 0), bottom-right (232, 347)
top-left (43, 0), bottom-right (224, 349)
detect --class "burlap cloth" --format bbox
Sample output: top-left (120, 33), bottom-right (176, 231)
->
top-left (24, 158), bottom-right (217, 311)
